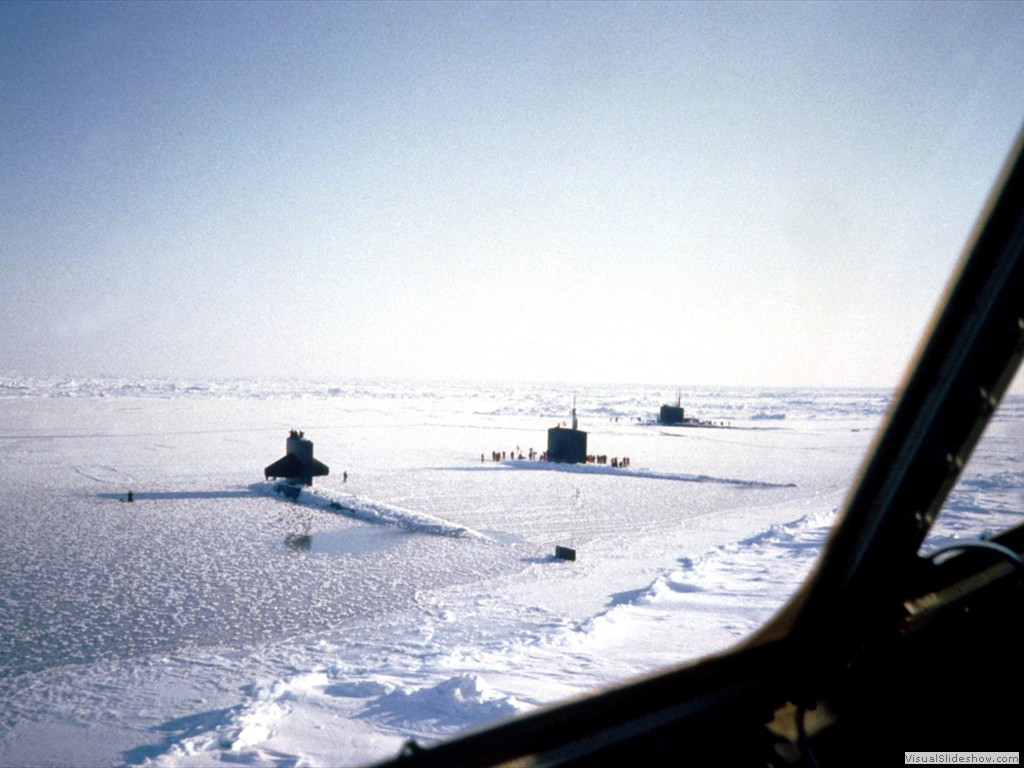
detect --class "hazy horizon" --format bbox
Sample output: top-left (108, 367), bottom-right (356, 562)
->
top-left (0, 370), bottom-right (907, 393)
top-left (3, 1), bottom-right (1023, 390)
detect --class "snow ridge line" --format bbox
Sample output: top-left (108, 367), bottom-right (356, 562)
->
top-left (565, 507), bottom-right (840, 636)
top-left (253, 482), bottom-right (490, 540)
top-left (138, 672), bottom-right (526, 766)
top-left (499, 459), bottom-right (796, 489)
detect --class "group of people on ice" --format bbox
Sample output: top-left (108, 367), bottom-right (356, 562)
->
top-left (482, 449), bottom-right (631, 467)
top-left (486, 447), bottom-right (541, 462)
top-left (587, 454), bottom-right (630, 467)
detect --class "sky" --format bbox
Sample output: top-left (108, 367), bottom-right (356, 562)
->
top-left (2, 1), bottom-right (1023, 389)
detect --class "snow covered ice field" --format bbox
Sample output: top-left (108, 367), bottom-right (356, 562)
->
top-left (0, 378), bottom-right (1019, 767)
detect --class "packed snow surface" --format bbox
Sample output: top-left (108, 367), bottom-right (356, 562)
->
top-left (0, 378), bottom-right (1019, 767)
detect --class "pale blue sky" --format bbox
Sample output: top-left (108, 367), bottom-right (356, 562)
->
top-left (2, 1), bottom-right (1023, 387)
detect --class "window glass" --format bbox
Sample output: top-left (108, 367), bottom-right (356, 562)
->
top-left (1, 4), bottom-right (1023, 767)
top-left (919, 368), bottom-right (1024, 557)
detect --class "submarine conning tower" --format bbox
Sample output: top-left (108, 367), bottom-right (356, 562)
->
top-left (659, 404), bottom-right (685, 424)
top-left (264, 429), bottom-right (330, 486)
top-left (659, 387), bottom-right (685, 424)
top-left (546, 398), bottom-right (587, 464)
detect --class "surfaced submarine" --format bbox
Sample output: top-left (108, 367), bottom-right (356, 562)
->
top-left (367, 134), bottom-right (1024, 764)
top-left (264, 430), bottom-right (329, 486)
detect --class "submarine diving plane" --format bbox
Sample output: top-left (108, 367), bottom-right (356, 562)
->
top-left (264, 430), bottom-right (329, 486)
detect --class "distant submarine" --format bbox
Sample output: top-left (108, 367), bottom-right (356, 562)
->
top-left (546, 398), bottom-right (587, 464)
top-left (264, 430), bottom-right (329, 486)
